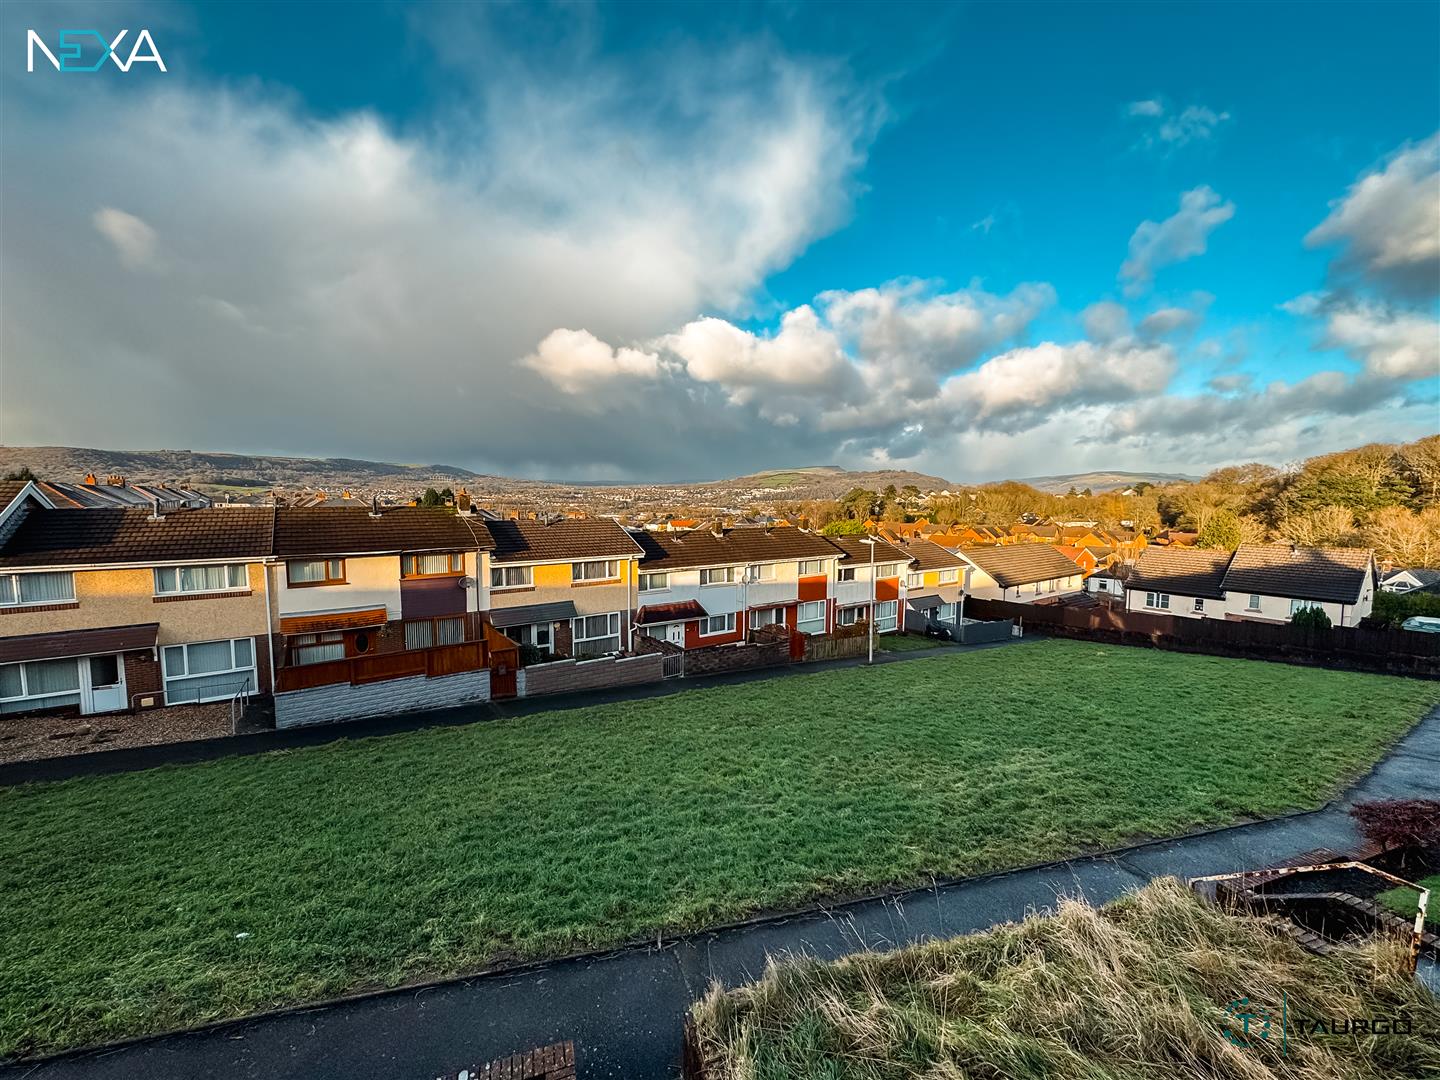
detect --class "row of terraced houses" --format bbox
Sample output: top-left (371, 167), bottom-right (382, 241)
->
top-left (4, 481), bottom-right (1082, 729)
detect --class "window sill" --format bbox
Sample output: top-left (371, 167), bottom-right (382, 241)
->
top-left (571, 579), bottom-right (622, 588)
top-left (1, 601), bottom-right (80, 614)
top-left (287, 580), bottom-right (347, 589)
top-left (154, 591), bottom-right (253, 603)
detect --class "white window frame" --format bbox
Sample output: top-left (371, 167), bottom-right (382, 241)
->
top-left (874, 600), bottom-right (899, 633)
top-left (796, 600), bottom-right (826, 635)
top-left (1145, 592), bottom-right (1171, 610)
top-left (638, 572), bottom-right (668, 592)
top-left (837, 567), bottom-right (857, 582)
top-left (906, 572), bottom-right (924, 589)
top-left (572, 559), bottom-right (620, 583)
top-left (153, 563), bottom-right (248, 596)
top-left (0, 657), bottom-right (83, 713)
top-left (161, 638), bottom-right (257, 705)
top-left (938, 568), bottom-right (959, 584)
top-left (491, 565), bottom-right (533, 590)
top-left (701, 612), bottom-right (736, 636)
top-left (797, 559), bottom-right (826, 576)
top-left (700, 566), bottom-right (738, 586)
top-left (748, 563), bottom-right (776, 581)
top-left (837, 605), bottom-right (862, 626)
top-left (1247, 594), bottom-right (1262, 611)
top-left (0, 570), bottom-right (76, 607)
top-left (876, 563), bottom-right (900, 578)
top-left (572, 612), bottom-right (622, 656)
top-left (748, 607), bottom-right (784, 630)
top-left (938, 602), bottom-right (957, 622)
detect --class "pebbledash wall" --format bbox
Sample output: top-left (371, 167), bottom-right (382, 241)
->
top-left (517, 653), bottom-right (663, 697)
top-left (273, 668), bottom-right (490, 728)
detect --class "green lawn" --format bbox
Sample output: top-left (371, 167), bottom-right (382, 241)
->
top-left (876, 633), bottom-right (944, 652)
top-left (1376, 874), bottom-right (1440, 928)
top-left (2, 641), bottom-right (1437, 1058)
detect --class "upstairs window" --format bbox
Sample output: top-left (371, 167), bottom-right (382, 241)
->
top-left (797, 559), bottom-right (826, 576)
top-left (638, 572), bottom-right (668, 592)
top-left (0, 570), bottom-right (75, 606)
top-left (154, 564), bottom-right (247, 595)
top-left (938, 568), bottom-right (959, 584)
top-left (401, 553), bottom-right (463, 578)
top-left (748, 563), bottom-right (776, 580)
top-left (572, 559), bottom-right (620, 582)
top-left (700, 566), bottom-right (738, 585)
top-left (1247, 594), bottom-right (1262, 610)
top-left (906, 572), bottom-right (924, 588)
top-left (287, 559), bottom-right (345, 587)
top-left (491, 565), bottom-right (533, 589)
top-left (876, 563), bottom-right (900, 578)
top-left (837, 567), bottom-right (857, 582)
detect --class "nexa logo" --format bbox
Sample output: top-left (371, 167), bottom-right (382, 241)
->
top-left (26, 29), bottom-right (167, 73)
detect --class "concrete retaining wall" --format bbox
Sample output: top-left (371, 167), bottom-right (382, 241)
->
top-left (274, 669), bottom-right (490, 729)
top-left (517, 654), bottom-right (664, 698)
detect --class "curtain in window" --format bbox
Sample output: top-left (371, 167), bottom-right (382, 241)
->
top-left (0, 664), bottom-right (22, 698)
top-left (185, 640), bottom-right (235, 675)
top-left (288, 561), bottom-right (326, 583)
top-left (18, 572), bottom-right (74, 603)
top-left (25, 658), bottom-right (81, 695)
top-left (0, 578), bottom-right (14, 605)
top-left (405, 622), bottom-right (434, 650)
top-left (178, 565), bottom-right (228, 592)
top-left (415, 554), bottom-right (454, 575)
top-left (436, 617), bottom-right (464, 645)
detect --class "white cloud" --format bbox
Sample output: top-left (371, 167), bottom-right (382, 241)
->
top-left (1127, 100), bottom-right (1231, 149)
top-left (663, 306), bottom-right (854, 404)
top-left (92, 207), bottom-right (158, 270)
top-left (521, 328), bottom-right (667, 395)
top-left (1306, 133), bottom-right (1440, 299)
top-left (1127, 99), bottom-right (1164, 118)
top-left (1119, 186), bottom-right (1235, 296)
top-left (1138, 306), bottom-right (1202, 338)
top-left (1319, 302), bottom-right (1439, 380)
top-left (1080, 301), bottom-right (1131, 343)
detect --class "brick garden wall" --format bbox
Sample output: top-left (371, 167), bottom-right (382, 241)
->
top-left (517, 653), bottom-right (664, 697)
top-left (274, 668), bottom-right (490, 728)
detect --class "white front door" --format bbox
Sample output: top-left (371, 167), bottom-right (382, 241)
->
top-left (666, 623), bottom-right (685, 647)
top-left (84, 654), bottom-right (126, 714)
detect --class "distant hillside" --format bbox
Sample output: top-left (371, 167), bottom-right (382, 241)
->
top-left (1011, 471), bottom-right (1202, 494)
top-left (725, 465), bottom-right (953, 496)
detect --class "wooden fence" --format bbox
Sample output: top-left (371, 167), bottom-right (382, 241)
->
top-left (965, 597), bottom-right (1440, 677)
top-left (276, 640), bottom-right (487, 692)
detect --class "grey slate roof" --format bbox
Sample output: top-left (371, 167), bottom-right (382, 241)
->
top-left (1128, 547), bottom-right (1233, 600)
top-left (486, 519), bottom-right (644, 564)
top-left (1220, 544), bottom-right (1373, 605)
top-left (960, 544), bottom-right (1086, 588)
top-left (635, 526), bottom-right (838, 571)
top-left (489, 601), bottom-right (579, 628)
top-left (0, 508), bottom-right (275, 567)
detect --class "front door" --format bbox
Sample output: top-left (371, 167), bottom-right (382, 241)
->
top-left (85, 654), bottom-right (126, 714)
top-left (666, 623), bottom-right (685, 647)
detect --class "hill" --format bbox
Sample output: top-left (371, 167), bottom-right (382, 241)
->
top-left (723, 465), bottom-right (953, 496)
top-left (1011, 470), bottom-right (1202, 494)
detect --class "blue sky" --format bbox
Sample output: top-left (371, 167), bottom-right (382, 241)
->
top-left (1, 1), bottom-right (1436, 482)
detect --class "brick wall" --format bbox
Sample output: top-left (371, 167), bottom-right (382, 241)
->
top-left (274, 668), bottom-right (490, 728)
top-left (437, 1041), bottom-right (575, 1080)
top-left (122, 649), bottom-right (164, 707)
top-left (517, 653), bottom-right (663, 697)
top-left (681, 635), bottom-right (791, 677)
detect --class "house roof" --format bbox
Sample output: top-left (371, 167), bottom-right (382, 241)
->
top-left (824, 536), bottom-right (911, 567)
top-left (486, 518), bottom-right (644, 564)
top-left (1383, 567), bottom-right (1440, 588)
top-left (959, 544), bottom-right (1085, 588)
top-left (634, 526), bottom-right (837, 571)
top-left (0, 508), bottom-right (275, 568)
top-left (0, 623), bottom-right (159, 664)
top-left (635, 600), bottom-right (709, 625)
top-left (896, 538), bottom-right (967, 572)
top-left (275, 507), bottom-right (490, 557)
top-left (1221, 545), bottom-right (1374, 605)
top-left (1128, 546), bottom-right (1233, 599)
top-left (0, 481), bottom-right (28, 509)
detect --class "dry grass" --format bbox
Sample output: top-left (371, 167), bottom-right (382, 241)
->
top-left (691, 878), bottom-right (1440, 1080)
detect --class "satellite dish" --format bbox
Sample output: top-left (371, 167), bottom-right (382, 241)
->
top-left (459, 576), bottom-right (476, 589)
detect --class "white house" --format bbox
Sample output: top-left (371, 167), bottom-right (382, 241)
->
top-left (953, 545), bottom-right (1085, 604)
top-left (1380, 567), bottom-right (1440, 594)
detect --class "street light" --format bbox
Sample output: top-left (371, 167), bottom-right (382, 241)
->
top-left (860, 536), bottom-right (879, 664)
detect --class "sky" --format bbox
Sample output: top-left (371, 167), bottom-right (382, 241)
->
top-left (1, 1), bottom-right (1436, 484)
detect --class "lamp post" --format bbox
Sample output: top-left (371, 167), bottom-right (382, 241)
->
top-left (860, 536), bottom-right (879, 664)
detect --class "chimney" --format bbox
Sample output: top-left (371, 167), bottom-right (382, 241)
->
top-left (148, 496), bottom-right (165, 522)
top-left (369, 495), bottom-right (382, 519)
top-left (106, 474), bottom-right (125, 487)
top-left (83, 472), bottom-right (98, 486)
top-left (456, 487), bottom-right (471, 512)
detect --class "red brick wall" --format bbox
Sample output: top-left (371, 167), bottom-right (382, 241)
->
top-left (123, 649), bottom-right (163, 708)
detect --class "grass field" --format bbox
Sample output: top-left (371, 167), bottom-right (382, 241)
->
top-left (875, 632), bottom-right (944, 652)
top-left (691, 878), bottom-right (1440, 1079)
top-left (1377, 874), bottom-right (1440, 928)
top-left (2, 640), bottom-right (1437, 1058)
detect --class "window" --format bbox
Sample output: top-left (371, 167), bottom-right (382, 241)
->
top-left (906, 572), bottom-right (924, 589)
top-left (938, 568), bottom-right (959, 584)
top-left (0, 658), bottom-right (81, 714)
top-left (876, 563), bottom-right (900, 578)
top-left (503, 623), bottom-right (552, 652)
top-left (1289, 599), bottom-right (1321, 616)
top-left (289, 631), bottom-right (345, 666)
top-left (1193, 598), bottom-right (1205, 612)
top-left (572, 559), bottom-right (620, 582)
top-left (572, 612), bottom-right (622, 656)
top-left (749, 607), bottom-right (783, 630)
top-left (938, 602), bottom-right (957, 622)
top-left (404, 616), bottom-right (465, 650)
top-left (701, 612), bottom-right (736, 636)
top-left (1144, 592), bottom-right (1171, 610)
top-left (797, 601), bottom-right (825, 635)
top-left (491, 565), bottom-right (533, 589)
top-left (287, 559), bottom-right (344, 586)
top-left (748, 563), bottom-right (776, 581)
top-left (875, 600), bottom-right (898, 633)
top-left (798, 559), bottom-right (826, 576)
top-left (1247, 594), bottom-right (1262, 611)
top-left (638, 572), bottom-right (668, 592)
top-left (0, 570), bottom-right (75, 607)
top-left (837, 606), bottom-right (862, 626)
top-left (161, 638), bottom-right (256, 704)
top-left (401, 553), bottom-right (463, 577)
top-left (837, 567), bottom-right (857, 582)
top-left (700, 566), bottom-right (738, 585)
top-left (154, 563), bottom-right (247, 595)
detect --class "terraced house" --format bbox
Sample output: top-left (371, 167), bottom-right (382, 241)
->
top-left (824, 536), bottom-right (909, 634)
top-left (631, 526), bottom-right (841, 647)
top-left (484, 519), bottom-right (646, 658)
top-left (894, 538), bottom-right (970, 633)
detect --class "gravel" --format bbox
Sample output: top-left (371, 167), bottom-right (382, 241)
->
top-left (0, 703), bottom-right (234, 764)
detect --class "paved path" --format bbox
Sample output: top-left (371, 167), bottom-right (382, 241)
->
top-left (5, 705), bottom-right (1437, 1080)
top-left (0, 639), bottom-right (1009, 787)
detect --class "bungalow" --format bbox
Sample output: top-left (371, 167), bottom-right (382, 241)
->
top-left (825, 536), bottom-right (909, 633)
top-left (896, 539), bottom-right (968, 632)
top-left (953, 545), bottom-right (1085, 603)
top-left (1380, 567), bottom-right (1440, 594)
top-left (484, 519), bottom-right (645, 657)
top-left (1125, 544), bottom-right (1376, 626)
top-left (1, 504), bottom-right (274, 716)
top-left (630, 527), bottom-right (840, 647)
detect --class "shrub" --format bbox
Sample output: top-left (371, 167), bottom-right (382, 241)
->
top-left (1290, 605), bottom-right (1333, 631)
top-left (1368, 589), bottom-right (1440, 629)
top-left (1349, 798), bottom-right (1440, 853)
top-left (516, 643), bottom-right (546, 667)
top-left (820, 519), bottom-right (866, 536)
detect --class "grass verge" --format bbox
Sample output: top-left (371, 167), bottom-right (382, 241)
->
top-left (2, 640), bottom-right (1436, 1057)
top-left (691, 877), bottom-right (1440, 1079)
top-left (1377, 874), bottom-right (1440, 929)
